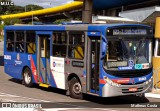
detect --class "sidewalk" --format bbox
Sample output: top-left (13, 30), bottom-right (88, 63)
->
top-left (145, 88), bottom-right (160, 99)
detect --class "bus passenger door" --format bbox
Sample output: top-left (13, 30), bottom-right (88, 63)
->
top-left (37, 32), bottom-right (51, 84)
top-left (87, 37), bottom-right (100, 94)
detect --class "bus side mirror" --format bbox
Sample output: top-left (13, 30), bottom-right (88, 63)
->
top-left (101, 37), bottom-right (107, 59)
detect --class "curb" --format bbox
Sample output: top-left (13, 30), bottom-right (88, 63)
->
top-left (145, 93), bottom-right (160, 99)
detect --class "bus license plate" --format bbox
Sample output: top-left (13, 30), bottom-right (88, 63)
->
top-left (129, 87), bottom-right (138, 92)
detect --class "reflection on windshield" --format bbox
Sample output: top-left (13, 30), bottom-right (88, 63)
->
top-left (104, 39), bottom-right (152, 70)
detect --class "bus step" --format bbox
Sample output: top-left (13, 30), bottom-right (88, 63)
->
top-left (87, 92), bottom-right (99, 96)
top-left (39, 83), bottom-right (49, 88)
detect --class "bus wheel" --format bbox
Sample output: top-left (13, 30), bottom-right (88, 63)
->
top-left (23, 68), bottom-right (33, 87)
top-left (69, 78), bottom-right (83, 99)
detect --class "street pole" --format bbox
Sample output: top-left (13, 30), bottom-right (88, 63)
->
top-left (82, 0), bottom-right (93, 23)
top-left (32, 13), bottom-right (33, 25)
top-left (31, 7), bottom-right (33, 25)
top-left (25, 6), bottom-right (26, 12)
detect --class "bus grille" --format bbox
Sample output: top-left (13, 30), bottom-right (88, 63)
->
top-left (122, 87), bottom-right (143, 94)
top-left (105, 68), bottom-right (152, 78)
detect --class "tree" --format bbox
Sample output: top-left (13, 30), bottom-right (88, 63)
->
top-left (0, 0), bottom-right (44, 15)
top-left (53, 19), bottom-right (70, 24)
top-left (25, 4), bottom-right (43, 12)
top-left (3, 18), bottom-right (22, 25)
top-left (8, 5), bottom-right (24, 14)
top-left (0, 0), bottom-right (12, 15)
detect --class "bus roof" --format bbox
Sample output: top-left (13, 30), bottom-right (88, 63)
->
top-left (4, 24), bottom-right (151, 31)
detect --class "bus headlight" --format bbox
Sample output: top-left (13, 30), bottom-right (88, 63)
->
top-left (145, 76), bottom-right (153, 85)
top-left (104, 76), bottom-right (121, 87)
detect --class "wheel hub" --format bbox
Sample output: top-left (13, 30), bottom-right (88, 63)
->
top-left (24, 72), bottom-right (31, 84)
top-left (73, 82), bottom-right (82, 94)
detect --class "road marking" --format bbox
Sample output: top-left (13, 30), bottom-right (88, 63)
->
top-left (0, 99), bottom-right (16, 102)
top-left (0, 92), bottom-right (117, 111)
top-left (0, 92), bottom-right (86, 108)
top-left (94, 108), bottom-right (117, 111)
top-left (42, 108), bottom-right (117, 111)
top-left (0, 92), bottom-right (51, 102)
top-left (0, 108), bottom-right (34, 111)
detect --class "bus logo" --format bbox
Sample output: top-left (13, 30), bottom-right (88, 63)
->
top-left (53, 62), bottom-right (56, 67)
top-left (128, 60), bottom-right (134, 67)
top-left (138, 77), bottom-right (146, 81)
top-left (17, 54), bottom-right (20, 60)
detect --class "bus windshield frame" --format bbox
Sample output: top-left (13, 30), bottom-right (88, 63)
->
top-left (104, 27), bottom-right (153, 71)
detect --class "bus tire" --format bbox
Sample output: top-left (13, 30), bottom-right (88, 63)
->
top-left (69, 77), bottom-right (83, 99)
top-left (23, 67), bottom-right (33, 87)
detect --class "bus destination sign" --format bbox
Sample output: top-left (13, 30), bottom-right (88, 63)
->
top-left (107, 27), bottom-right (152, 36)
top-left (113, 29), bottom-right (147, 35)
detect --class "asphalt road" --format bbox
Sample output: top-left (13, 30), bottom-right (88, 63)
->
top-left (0, 66), bottom-right (160, 111)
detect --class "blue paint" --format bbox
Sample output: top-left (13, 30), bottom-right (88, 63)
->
top-left (118, 66), bottom-right (133, 70)
top-left (5, 25), bottom-right (65, 31)
top-left (87, 32), bottom-right (101, 36)
top-left (83, 70), bottom-right (86, 77)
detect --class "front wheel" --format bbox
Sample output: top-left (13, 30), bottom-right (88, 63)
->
top-left (23, 68), bottom-right (33, 87)
top-left (69, 78), bottom-right (83, 99)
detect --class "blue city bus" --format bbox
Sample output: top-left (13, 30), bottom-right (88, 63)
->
top-left (4, 24), bottom-right (153, 99)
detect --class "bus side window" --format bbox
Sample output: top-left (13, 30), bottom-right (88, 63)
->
top-left (68, 33), bottom-right (85, 59)
top-left (6, 31), bottom-right (14, 52)
top-left (26, 31), bottom-right (36, 54)
top-left (52, 32), bottom-right (67, 57)
top-left (15, 31), bottom-right (24, 53)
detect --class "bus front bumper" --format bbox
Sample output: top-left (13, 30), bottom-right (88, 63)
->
top-left (102, 78), bottom-right (153, 97)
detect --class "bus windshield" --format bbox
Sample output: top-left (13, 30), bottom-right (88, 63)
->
top-left (104, 39), bottom-right (152, 70)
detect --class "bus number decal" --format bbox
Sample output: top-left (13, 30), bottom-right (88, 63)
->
top-left (72, 61), bottom-right (84, 67)
top-left (4, 55), bottom-right (11, 60)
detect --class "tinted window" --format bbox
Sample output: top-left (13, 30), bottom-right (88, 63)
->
top-left (52, 32), bottom-right (67, 57)
top-left (6, 31), bottom-right (14, 52)
top-left (15, 31), bottom-right (24, 53)
top-left (26, 31), bottom-right (36, 54)
top-left (68, 33), bottom-right (85, 59)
